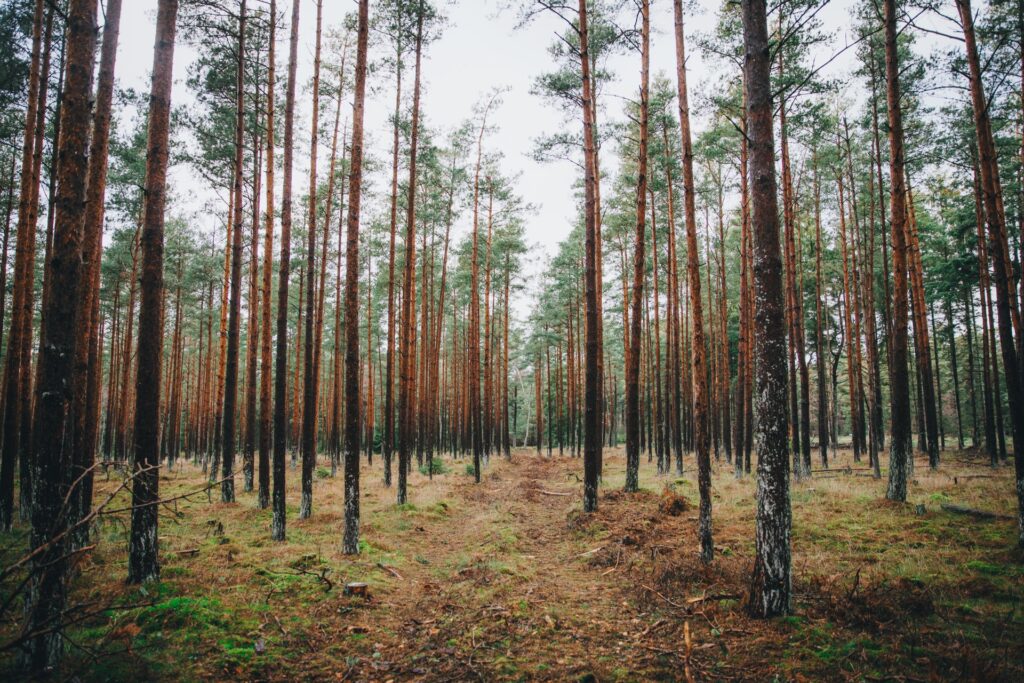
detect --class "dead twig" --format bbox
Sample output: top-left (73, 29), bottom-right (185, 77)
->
top-left (641, 584), bottom-right (688, 609)
top-left (377, 562), bottom-right (404, 580)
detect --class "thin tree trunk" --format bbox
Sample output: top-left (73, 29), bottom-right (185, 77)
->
top-left (222, 0), bottom-right (247, 504)
top-left (299, 0), bottom-right (322, 519)
top-left (397, 4), bottom-right (423, 503)
top-left (624, 0), bottom-right (649, 494)
top-left (578, 0), bottom-right (602, 511)
top-left (673, 0), bottom-right (711, 562)
top-left (272, 0), bottom-right (301, 541)
top-left (258, 0), bottom-right (276, 510)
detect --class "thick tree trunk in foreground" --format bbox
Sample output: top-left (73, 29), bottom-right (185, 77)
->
top-left (128, 0), bottom-right (177, 585)
top-left (742, 0), bottom-right (791, 618)
top-left (673, 0), bottom-right (712, 563)
top-left (25, 0), bottom-right (99, 669)
top-left (343, 0), bottom-right (369, 555)
top-left (72, 0), bottom-right (122, 548)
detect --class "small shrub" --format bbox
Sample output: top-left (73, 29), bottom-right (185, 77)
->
top-left (418, 456), bottom-right (448, 476)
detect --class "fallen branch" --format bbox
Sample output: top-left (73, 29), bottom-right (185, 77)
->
top-left (940, 503), bottom-right (1013, 520)
top-left (641, 584), bottom-right (687, 609)
top-left (685, 593), bottom-right (741, 605)
top-left (376, 562), bottom-right (404, 580)
top-left (538, 489), bottom-right (573, 497)
top-left (952, 474), bottom-right (999, 483)
top-left (576, 545), bottom-right (605, 558)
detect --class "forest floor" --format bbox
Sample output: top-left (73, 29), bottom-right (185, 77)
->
top-left (2, 445), bottom-right (1023, 681)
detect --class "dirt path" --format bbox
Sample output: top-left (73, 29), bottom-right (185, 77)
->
top-left (322, 454), bottom-right (673, 681)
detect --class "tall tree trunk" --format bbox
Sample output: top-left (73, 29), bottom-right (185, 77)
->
top-left (222, 0), bottom-right (247, 504)
top-left (258, 0), bottom-right (276, 511)
top-left (383, 24), bottom-right (405, 489)
top-left (25, 0), bottom-right (99, 669)
top-left (906, 185), bottom-right (940, 467)
top-left (243, 130), bottom-right (262, 493)
top-left (673, 0), bottom-right (711, 562)
top-left (883, 0), bottom-right (913, 503)
top-left (624, 0), bottom-right (649, 494)
top-left (578, 0), bottom-right (602, 513)
top-left (397, 4), bottom-right (423, 504)
top-left (813, 152), bottom-right (829, 468)
top-left (272, 0), bottom-right (301, 541)
top-left (71, 0), bottom-right (122, 547)
top-left (742, 0), bottom-right (791, 617)
top-left (299, 0), bottom-right (322, 519)
top-left (735, 96), bottom-right (751, 477)
top-left (945, 297), bottom-right (964, 449)
top-left (342, 0), bottom-right (369, 555)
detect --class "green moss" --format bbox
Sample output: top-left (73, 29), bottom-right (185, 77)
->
top-left (135, 596), bottom-right (227, 633)
top-left (966, 560), bottom-right (1010, 576)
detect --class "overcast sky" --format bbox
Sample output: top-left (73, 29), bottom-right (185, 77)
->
top-left (110, 0), bottom-right (895, 292)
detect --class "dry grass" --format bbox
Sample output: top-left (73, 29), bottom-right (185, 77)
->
top-left (1, 445), bottom-right (1022, 681)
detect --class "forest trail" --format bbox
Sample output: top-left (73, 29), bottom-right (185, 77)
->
top-left (311, 453), bottom-right (665, 681)
top-left (43, 448), bottom-right (1024, 681)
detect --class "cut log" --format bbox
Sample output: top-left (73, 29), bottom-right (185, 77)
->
top-left (343, 582), bottom-right (370, 598)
